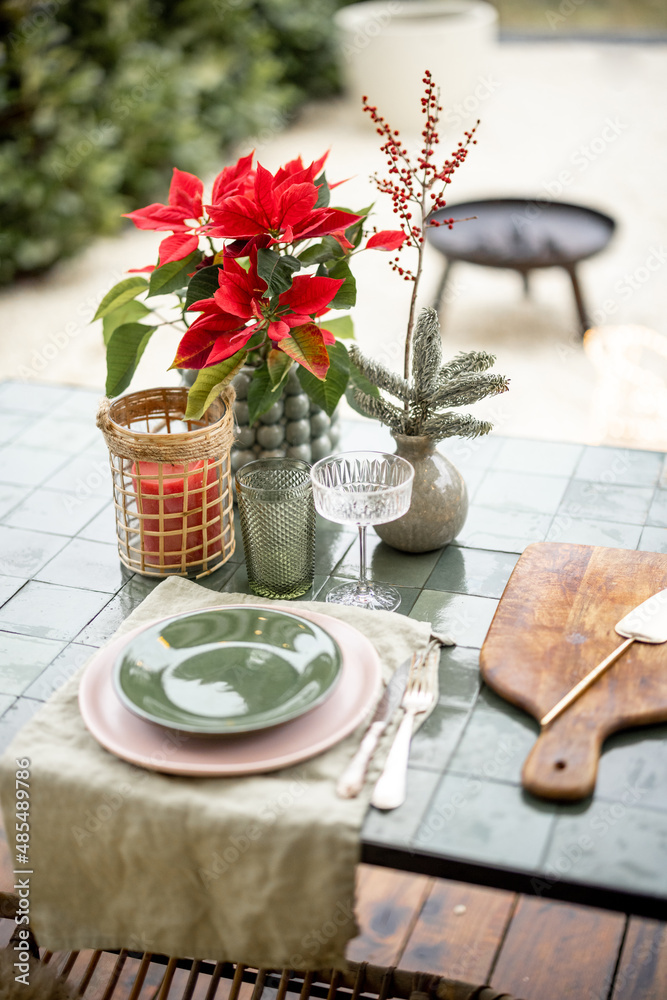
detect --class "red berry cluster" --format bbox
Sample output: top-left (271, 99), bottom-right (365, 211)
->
top-left (362, 70), bottom-right (478, 282)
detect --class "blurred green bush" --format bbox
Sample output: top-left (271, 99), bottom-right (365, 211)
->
top-left (0, 0), bottom-right (342, 285)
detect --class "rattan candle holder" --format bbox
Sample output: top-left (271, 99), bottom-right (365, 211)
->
top-left (97, 386), bottom-right (236, 578)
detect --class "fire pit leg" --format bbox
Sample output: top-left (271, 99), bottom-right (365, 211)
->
top-left (432, 258), bottom-right (454, 312)
top-left (564, 264), bottom-right (590, 337)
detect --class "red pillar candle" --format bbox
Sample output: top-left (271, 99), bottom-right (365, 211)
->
top-left (131, 460), bottom-right (222, 567)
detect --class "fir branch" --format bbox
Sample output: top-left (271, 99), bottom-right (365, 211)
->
top-left (438, 350), bottom-right (497, 383)
top-left (411, 307), bottom-right (442, 397)
top-left (351, 389), bottom-right (408, 434)
top-left (428, 373), bottom-right (510, 408)
top-left (349, 345), bottom-right (414, 403)
top-left (422, 412), bottom-right (493, 440)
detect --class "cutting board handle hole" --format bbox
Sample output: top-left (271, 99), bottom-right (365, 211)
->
top-left (554, 760), bottom-right (567, 770)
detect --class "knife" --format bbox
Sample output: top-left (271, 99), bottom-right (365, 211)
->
top-left (336, 653), bottom-right (415, 799)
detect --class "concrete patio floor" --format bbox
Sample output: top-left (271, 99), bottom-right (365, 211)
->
top-left (1, 39), bottom-right (666, 449)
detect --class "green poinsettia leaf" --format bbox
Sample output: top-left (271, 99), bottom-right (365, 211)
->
top-left (326, 259), bottom-right (356, 308)
top-left (256, 249), bottom-right (301, 297)
top-left (297, 340), bottom-right (350, 417)
top-left (346, 219), bottom-right (366, 250)
top-left (247, 365), bottom-right (286, 424)
top-left (297, 235), bottom-right (345, 266)
top-left (184, 353), bottom-right (247, 420)
top-left (105, 323), bottom-right (156, 397)
top-left (321, 315), bottom-right (354, 340)
top-left (267, 349), bottom-right (294, 389)
top-left (148, 250), bottom-right (203, 298)
top-left (342, 203), bottom-right (373, 250)
top-left (93, 276), bottom-right (148, 322)
top-left (185, 264), bottom-right (224, 310)
top-left (102, 299), bottom-right (150, 346)
top-left (314, 172), bottom-right (330, 208)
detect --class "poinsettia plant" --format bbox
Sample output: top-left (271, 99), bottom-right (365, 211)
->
top-left (94, 150), bottom-right (406, 421)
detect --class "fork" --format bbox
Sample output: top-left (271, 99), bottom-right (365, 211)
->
top-left (371, 642), bottom-right (439, 810)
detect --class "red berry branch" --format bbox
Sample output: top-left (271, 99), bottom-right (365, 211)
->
top-left (362, 70), bottom-right (478, 381)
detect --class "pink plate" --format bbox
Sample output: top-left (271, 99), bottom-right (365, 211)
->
top-left (78, 606), bottom-right (383, 776)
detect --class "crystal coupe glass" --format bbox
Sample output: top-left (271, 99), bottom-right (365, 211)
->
top-left (310, 451), bottom-right (414, 611)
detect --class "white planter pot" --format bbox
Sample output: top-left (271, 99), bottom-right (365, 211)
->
top-left (335, 0), bottom-right (498, 134)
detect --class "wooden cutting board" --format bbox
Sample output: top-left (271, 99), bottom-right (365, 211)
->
top-left (479, 542), bottom-right (667, 801)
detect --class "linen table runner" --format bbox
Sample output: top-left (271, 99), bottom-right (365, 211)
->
top-left (0, 578), bottom-right (445, 970)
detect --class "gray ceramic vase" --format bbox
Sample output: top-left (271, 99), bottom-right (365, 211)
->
top-left (374, 433), bottom-right (468, 553)
top-left (230, 366), bottom-right (340, 473)
top-left (181, 366), bottom-right (340, 473)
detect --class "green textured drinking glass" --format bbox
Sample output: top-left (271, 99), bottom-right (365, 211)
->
top-left (235, 458), bottom-right (316, 600)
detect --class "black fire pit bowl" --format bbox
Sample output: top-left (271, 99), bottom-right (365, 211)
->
top-left (426, 197), bottom-right (616, 335)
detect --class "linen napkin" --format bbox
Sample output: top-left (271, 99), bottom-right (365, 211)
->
top-left (0, 578), bottom-right (450, 970)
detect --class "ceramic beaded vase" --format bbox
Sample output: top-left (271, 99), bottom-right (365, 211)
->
top-left (374, 433), bottom-right (468, 553)
top-left (230, 366), bottom-right (341, 474)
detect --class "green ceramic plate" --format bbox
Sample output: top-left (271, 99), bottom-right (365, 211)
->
top-left (112, 606), bottom-right (342, 735)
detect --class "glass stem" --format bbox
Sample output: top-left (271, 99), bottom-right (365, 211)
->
top-left (357, 524), bottom-right (369, 593)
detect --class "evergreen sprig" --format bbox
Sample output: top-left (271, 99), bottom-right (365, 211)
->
top-left (428, 372), bottom-right (510, 409)
top-left (347, 347), bottom-right (414, 403)
top-left (411, 306), bottom-right (442, 396)
top-left (349, 307), bottom-right (509, 442)
top-left (438, 350), bottom-right (498, 381)
top-left (351, 391), bottom-right (407, 435)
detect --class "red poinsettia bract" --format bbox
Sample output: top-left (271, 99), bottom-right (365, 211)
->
top-left (123, 168), bottom-right (205, 267)
top-left (205, 162), bottom-right (361, 246)
top-left (172, 255), bottom-right (343, 380)
top-left (124, 152), bottom-right (406, 269)
top-left (366, 230), bottom-right (408, 251)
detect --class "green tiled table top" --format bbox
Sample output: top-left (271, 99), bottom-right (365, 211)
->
top-left (1, 381), bottom-right (667, 920)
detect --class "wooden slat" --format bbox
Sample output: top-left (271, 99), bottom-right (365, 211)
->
top-left (155, 965), bottom-right (201, 1000)
top-left (71, 949), bottom-right (103, 994)
top-left (201, 964), bottom-right (226, 1000)
top-left (491, 896), bottom-right (625, 1000)
top-left (124, 954), bottom-right (158, 1000)
top-left (346, 864), bottom-right (432, 965)
top-left (156, 956), bottom-right (180, 1000)
top-left (399, 878), bottom-right (515, 982)
top-left (195, 963), bottom-right (242, 1000)
top-left (74, 955), bottom-right (234, 1000)
top-left (178, 959), bottom-right (202, 1000)
top-left (74, 951), bottom-right (153, 1000)
top-left (611, 917), bottom-right (667, 999)
top-left (109, 955), bottom-right (170, 1000)
top-left (56, 949), bottom-right (80, 980)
